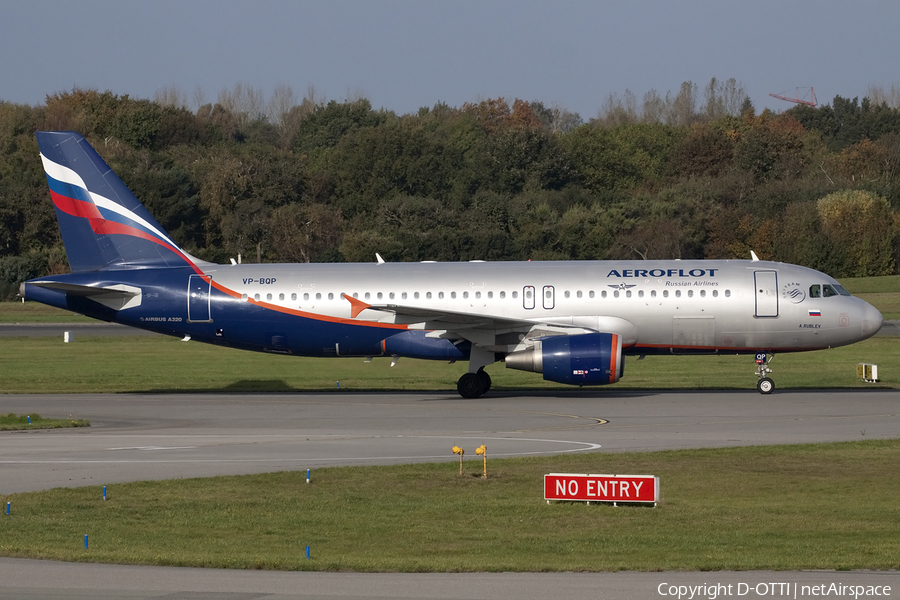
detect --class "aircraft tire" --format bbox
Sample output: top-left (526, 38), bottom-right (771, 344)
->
top-left (756, 377), bottom-right (775, 394)
top-left (476, 368), bottom-right (492, 393)
top-left (457, 372), bottom-right (485, 399)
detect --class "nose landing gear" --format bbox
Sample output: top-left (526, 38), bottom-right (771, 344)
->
top-left (755, 352), bottom-right (774, 394)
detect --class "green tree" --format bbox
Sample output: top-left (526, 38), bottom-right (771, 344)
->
top-left (817, 190), bottom-right (895, 276)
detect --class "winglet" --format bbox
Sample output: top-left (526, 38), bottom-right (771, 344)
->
top-left (342, 293), bottom-right (371, 318)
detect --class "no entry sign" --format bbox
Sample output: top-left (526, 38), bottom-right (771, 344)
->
top-left (544, 473), bottom-right (659, 505)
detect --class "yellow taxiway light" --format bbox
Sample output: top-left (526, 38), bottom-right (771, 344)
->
top-left (475, 444), bottom-right (487, 478)
top-left (452, 445), bottom-right (464, 475)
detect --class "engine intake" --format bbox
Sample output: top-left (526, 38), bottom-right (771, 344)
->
top-left (505, 332), bottom-right (623, 386)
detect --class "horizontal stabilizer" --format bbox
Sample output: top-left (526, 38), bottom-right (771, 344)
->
top-left (27, 281), bottom-right (142, 311)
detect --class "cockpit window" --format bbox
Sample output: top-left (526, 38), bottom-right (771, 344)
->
top-left (811, 283), bottom-right (851, 298)
top-left (833, 284), bottom-right (851, 297)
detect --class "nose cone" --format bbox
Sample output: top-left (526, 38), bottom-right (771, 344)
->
top-left (860, 301), bottom-right (884, 340)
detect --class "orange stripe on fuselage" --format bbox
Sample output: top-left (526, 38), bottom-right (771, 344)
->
top-left (209, 279), bottom-right (409, 330)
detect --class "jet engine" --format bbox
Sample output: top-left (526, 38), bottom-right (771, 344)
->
top-left (504, 332), bottom-right (623, 386)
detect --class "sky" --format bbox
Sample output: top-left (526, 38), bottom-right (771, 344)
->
top-left (2, 0), bottom-right (899, 120)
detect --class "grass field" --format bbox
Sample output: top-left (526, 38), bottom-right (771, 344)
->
top-left (0, 333), bottom-right (896, 393)
top-left (0, 413), bottom-right (89, 431)
top-left (1, 440), bottom-right (898, 571)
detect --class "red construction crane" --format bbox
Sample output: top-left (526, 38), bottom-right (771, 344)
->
top-left (769, 87), bottom-right (817, 107)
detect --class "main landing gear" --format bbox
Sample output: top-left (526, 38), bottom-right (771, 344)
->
top-left (457, 346), bottom-right (495, 399)
top-left (755, 352), bottom-right (774, 394)
top-left (457, 368), bottom-right (492, 399)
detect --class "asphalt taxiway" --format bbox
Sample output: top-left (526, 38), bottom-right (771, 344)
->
top-left (3, 389), bottom-right (899, 494)
top-left (1, 389), bottom-right (899, 599)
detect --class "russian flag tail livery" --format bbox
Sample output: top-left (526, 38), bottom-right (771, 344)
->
top-left (36, 131), bottom-right (205, 274)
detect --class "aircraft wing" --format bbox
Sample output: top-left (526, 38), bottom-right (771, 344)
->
top-left (342, 294), bottom-right (607, 355)
top-left (369, 303), bottom-right (539, 330)
top-left (343, 293), bottom-right (539, 330)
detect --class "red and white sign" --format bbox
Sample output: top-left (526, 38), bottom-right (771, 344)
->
top-left (544, 473), bottom-right (659, 504)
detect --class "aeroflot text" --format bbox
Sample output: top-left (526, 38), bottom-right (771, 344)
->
top-left (607, 269), bottom-right (719, 278)
top-left (657, 582), bottom-right (892, 599)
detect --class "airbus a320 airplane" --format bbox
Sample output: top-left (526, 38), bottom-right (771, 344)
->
top-left (22, 132), bottom-right (884, 397)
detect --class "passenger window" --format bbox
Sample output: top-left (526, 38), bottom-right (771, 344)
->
top-left (365, 292), bottom-right (370, 300)
top-left (700, 290), bottom-right (705, 298)
top-left (438, 292), bottom-right (444, 299)
top-left (402, 292), bottom-right (407, 300)
top-left (663, 290), bottom-right (669, 298)
top-left (254, 293), bottom-right (260, 301)
top-left (390, 292), bottom-right (395, 300)
top-left (725, 289), bottom-right (731, 297)
top-left (687, 290), bottom-right (693, 298)
top-left (651, 290), bottom-right (657, 298)
top-left (576, 291), bottom-right (582, 299)
top-left (712, 290), bottom-right (718, 298)
top-left (500, 291), bottom-right (506, 299)
top-left (564, 291), bottom-right (570, 299)
top-left (316, 293), bottom-right (321, 300)
top-left (291, 293), bottom-right (297, 301)
top-left (487, 291), bottom-right (493, 299)
top-left (377, 292), bottom-right (383, 300)
top-left (638, 290), bottom-right (644, 298)
top-left (279, 293), bottom-right (285, 301)
top-left (426, 292), bottom-right (431, 299)
top-left (266, 293), bottom-right (273, 301)
top-left (241, 293), bottom-right (248, 301)
top-left (601, 291), bottom-right (607, 298)
top-left (675, 290), bottom-right (681, 298)
top-left (614, 290), bottom-right (619, 298)
top-left (451, 291), bottom-right (457, 299)
top-left (626, 290), bottom-right (632, 298)
top-left (512, 291), bottom-right (518, 299)
top-left (328, 292), bottom-right (334, 300)
top-left (414, 292), bottom-right (420, 299)
top-left (475, 291), bottom-right (481, 299)
top-left (303, 293), bottom-right (309, 301)
top-left (589, 291), bottom-right (595, 298)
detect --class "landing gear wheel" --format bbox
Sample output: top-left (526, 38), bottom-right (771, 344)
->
top-left (757, 377), bottom-right (774, 394)
top-left (476, 368), bottom-right (492, 393)
top-left (457, 372), bottom-right (485, 399)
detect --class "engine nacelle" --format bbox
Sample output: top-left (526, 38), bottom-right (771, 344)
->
top-left (504, 332), bottom-right (623, 386)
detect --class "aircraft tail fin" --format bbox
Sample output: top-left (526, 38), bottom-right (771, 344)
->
top-left (36, 131), bottom-right (206, 273)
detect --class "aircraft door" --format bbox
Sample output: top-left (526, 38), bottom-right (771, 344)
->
top-left (187, 275), bottom-right (212, 322)
top-left (542, 286), bottom-right (555, 310)
top-left (754, 271), bottom-right (778, 318)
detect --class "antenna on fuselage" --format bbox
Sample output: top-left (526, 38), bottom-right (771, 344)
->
top-left (376, 253), bottom-right (385, 264)
top-left (750, 251), bottom-right (760, 262)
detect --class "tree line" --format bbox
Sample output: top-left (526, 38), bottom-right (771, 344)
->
top-left (1, 79), bottom-right (899, 299)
